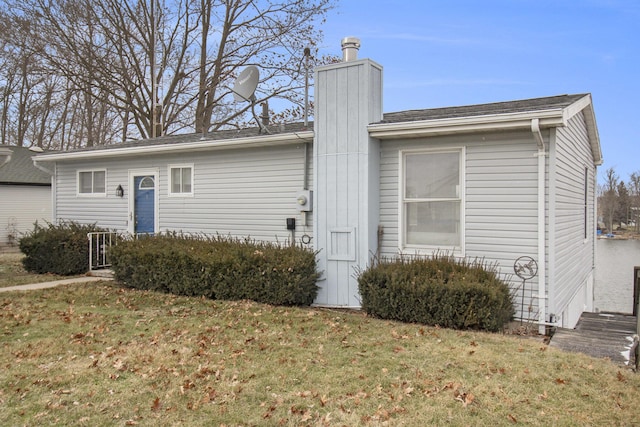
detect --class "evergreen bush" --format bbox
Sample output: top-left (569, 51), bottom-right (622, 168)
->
top-left (357, 253), bottom-right (515, 332)
top-left (110, 233), bottom-right (319, 306)
top-left (19, 221), bottom-right (106, 275)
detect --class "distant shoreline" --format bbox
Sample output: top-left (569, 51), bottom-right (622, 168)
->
top-left (597, 232), bottom-right (640, 240)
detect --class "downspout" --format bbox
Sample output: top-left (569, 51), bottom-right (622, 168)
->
top-left (303, 142), bottom-right (309, 191)
top-left (531, 118), bottom-right (547, 334)
top-left (301, 141), bottom-right (310, 227)
top-left (301, 44), bottom-right (311, 228)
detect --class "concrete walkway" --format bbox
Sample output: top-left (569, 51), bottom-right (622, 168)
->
top-left (0, 276), bottom-right (112, 293)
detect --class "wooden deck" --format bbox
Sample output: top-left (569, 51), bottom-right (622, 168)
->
top-left (549, 312), bottom-right (638, 367)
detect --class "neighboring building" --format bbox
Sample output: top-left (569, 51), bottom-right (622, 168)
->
top-left (0, 145), bottom-right (52, 251)
top-left (33, 39), bottom-right (602, 331)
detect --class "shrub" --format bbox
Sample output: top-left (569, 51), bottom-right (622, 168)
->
top-left (109, 233), bottom-right (320, 306)
top-left (19, 221), bottom-right (107, 275)
top-left (357, 253), bottom-right (515, 332)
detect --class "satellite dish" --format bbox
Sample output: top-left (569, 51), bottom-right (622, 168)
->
top-left (232, 66), bottom-right (259, 102)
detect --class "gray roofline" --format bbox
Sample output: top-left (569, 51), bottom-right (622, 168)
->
top-left (35, 129), bottom-right (314, 162)
top-left (32, 93), bottom-right (601, 166)
top-left (368, 93), bottom-right (602, 165)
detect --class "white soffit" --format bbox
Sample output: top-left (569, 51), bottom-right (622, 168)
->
top-left (33, 131), bottom-right (315, 162)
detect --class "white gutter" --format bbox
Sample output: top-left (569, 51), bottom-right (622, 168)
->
top-left (33, 131), bottom-right (315, 162)
top-left (0, 147), bottom-right (12, 168)
top-left (32, 159), bottom-right (55, 175)
top-left (531, 118), bottom-right (547, 334)
top-left (368, 109), bottom-right (566, 139)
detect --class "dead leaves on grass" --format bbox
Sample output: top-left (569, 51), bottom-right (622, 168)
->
top-left (151, 396), bottom-right (162, 411)
top-left (6, 290), bottom-right (639, 425)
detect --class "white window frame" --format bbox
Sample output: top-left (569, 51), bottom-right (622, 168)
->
top-left (77, 169), bottom-right (107, 197)
top-left (168, 164), bottom-right (194, 197)
top-left (399, 147), bottom-right (465, 256)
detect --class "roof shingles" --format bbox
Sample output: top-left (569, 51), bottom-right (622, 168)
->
top-left (378, 94), bottom-right (588, 124)
top-left (0, 146), bottom-right (51, 185)
top-left (31, 93), bottom-right (590, 158)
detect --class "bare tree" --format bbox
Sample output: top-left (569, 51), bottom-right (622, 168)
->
top-left (0, 4), bottom-right (122, 149)
top-left (0, 12), bottom-right (45, 147)
top-left (193, 0), bottom-right (332, 133)
top-left (599, 167), bottom-right (619, 233)
top-left (2, 0), bottom-right (333, 149)
top-left (616, 181), bottom-right (630, 227)
top-left (628, 172), bottom-right (640, 232)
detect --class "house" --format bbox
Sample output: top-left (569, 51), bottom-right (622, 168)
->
top-left (0, 145), bottom-right (53, 251)
top-left (33, 39), bottom-right (602, 332)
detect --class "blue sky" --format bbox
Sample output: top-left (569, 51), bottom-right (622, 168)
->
top-left (317, 0), bottom-right (639, 186)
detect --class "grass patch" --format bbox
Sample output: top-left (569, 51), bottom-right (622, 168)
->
top-left (0, 253), bottom-right (84, 288)
top-left (1, 282), bottom-right (639, 425)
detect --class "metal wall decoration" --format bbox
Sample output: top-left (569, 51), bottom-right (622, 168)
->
top-left (513, 256), bottom-right (538, 324)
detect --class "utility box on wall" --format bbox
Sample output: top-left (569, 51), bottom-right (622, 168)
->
top-left (296, 190), bottom-right (313, 212)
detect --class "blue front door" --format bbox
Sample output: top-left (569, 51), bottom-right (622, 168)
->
top-left (134, 175), bottom-right (155, 234)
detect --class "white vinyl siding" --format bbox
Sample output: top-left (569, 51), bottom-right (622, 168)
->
top-left (549, 111), bottom-right (596, 318)
top-left (161, 145), bottom-right (310, 242)
top-left (381, 131), bottom-right (539, 260)
top-left (53, 143), bottom-right (312, 244)
top-left (380, 131), bottom-right (541, 319)
top-left (57, 162), bottom-right (128, 230)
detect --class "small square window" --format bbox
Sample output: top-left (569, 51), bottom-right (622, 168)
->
top-left (78, 170), bottom-right (106, 195)
top-left (169, 165), bottom-right (193, 196)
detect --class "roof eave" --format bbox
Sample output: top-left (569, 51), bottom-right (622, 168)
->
top-left (367, 109), bottom-right (566, 139)
top-left (581, 99), bottom-right (603, 166)
top-left (560, 94), bottom-right (602, 165)
top-left (34, 130), bottom-right (315, 162)
top-left (367, 94), bottom-right (603, 166)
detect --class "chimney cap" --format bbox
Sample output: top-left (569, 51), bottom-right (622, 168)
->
top-left (341, 36), bottom-right (361, 62)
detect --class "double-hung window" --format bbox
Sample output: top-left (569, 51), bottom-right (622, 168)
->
top-left (400, 148), bottom-right (464, 254)
top-left (78, 170), bottom-right (106, 196)
top-left (169, 164), bottom-right (193, 196)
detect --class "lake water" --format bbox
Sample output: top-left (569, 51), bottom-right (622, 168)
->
top-left (594, 239), bottom-right (640, 314)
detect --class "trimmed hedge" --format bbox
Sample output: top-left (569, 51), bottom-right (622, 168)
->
top-left (109, 234), bottom-right (320, 306)
top-left (19, 221), bottom-right (106, 275)
top-left (357, 254), bottom-right (515, 332)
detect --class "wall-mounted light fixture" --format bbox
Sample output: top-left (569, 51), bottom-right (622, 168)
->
top-left (115, 185), bottom-right (124, 198)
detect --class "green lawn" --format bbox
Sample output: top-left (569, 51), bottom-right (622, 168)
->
top-left (1, 281), bottom-right (639, 426)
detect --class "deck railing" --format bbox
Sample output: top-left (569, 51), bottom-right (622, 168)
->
top-left (88, 232), bottom-right (120, 272)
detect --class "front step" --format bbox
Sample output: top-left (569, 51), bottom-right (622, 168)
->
top-left (88, 269), bottom-right (114, 279)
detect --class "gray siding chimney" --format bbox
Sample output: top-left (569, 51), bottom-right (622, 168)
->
top-left (313, 40), bottom-right (383, 307)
